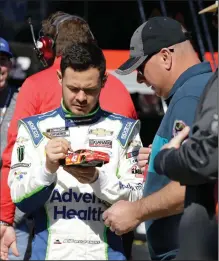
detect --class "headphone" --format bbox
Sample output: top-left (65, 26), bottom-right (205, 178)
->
top-left (28, 14), bottom-right (95, 67)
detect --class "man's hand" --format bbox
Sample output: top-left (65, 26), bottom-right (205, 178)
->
top-left (63, 166), bottom-right (99, 184)
top-left (137, 145), bottom-right (152, 173)
top-left (102, 200), bottom-right (141, 236)
top-left (0, 226), bottom-right (19, 260)
top-left (161, 126), bottom-right (190, 150)
top-left (45, 137), bottom-right (71, 173)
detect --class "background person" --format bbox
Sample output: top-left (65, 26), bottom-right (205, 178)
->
top-left (154, 3), bottom-right (218, 259)
top-left (103, 16), bottom-right (213, 260)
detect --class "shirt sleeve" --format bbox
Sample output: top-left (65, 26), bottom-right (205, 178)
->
top-left (90, 124), bottom-right (143, 204)
top-left (154, 77), bottom-right (218, 185)
top-left (0, 77), bottom-right (39, 224)
top-left (8, 123), bottom-right (57, 214)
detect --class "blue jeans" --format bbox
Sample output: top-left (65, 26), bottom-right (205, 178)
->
top-left (8, 219), bottom-right (30, 260)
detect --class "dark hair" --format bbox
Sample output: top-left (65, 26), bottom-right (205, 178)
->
top-left (60, 42), bottom-right (106, 81)
top-left (42, 11), bottom-right (96, 56)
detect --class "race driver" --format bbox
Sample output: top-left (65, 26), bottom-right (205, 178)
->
top-left (0, 12), bottom-right (138, 260)
top-left (8, 42), bottom-right (143, 260)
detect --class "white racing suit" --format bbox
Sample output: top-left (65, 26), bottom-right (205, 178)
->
top-left (8, 105), bottom-right (143, 260)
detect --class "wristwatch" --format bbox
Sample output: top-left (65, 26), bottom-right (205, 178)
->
top-left (0, 221), bottom-right (11, 226)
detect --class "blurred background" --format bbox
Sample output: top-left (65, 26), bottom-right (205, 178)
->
top-left (0, 1), bottom-right (218, 258)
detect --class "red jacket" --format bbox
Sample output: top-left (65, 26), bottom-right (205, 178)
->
top-left (0, 57), bottom-right (137, 224)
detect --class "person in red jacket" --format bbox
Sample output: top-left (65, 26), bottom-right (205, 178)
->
top-left (0, 12), bottom-right (137, 260)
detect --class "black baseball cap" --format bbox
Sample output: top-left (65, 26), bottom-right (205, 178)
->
top-left (116, 17), bottom-right (190, 75)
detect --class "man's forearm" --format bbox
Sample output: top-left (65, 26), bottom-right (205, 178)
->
top-left (136, 181), bottom-right (185, 222)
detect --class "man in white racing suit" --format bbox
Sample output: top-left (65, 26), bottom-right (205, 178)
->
top-left (8, 42), bottom-right (143, 260)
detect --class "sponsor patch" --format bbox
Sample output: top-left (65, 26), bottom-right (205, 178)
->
top-left (16, 137), bottom-right (29, 145)
top-left (88, 128), bottom-right (113, 137)
top-left (14, 171), bottom-right (27, 181)
top-left (54, 240), bottom-right (62, 244)
top-left (17, 145), bottom-right (25, 162)
top-left (119, 181), bottom-right (142, 191)
top-left (26, 120), bottom-right (40, 138)
top-left (11, 163), bottom-right (31, 169)
top-left (89, 139), bottom-right (112, 148)
top-left (128, 140), bottom-right (141, 148)
top-left (46, 127), bottom-right (70, 137)
top-left (126, 150), bottom-right (139, 159)
top-left (129, 158), bottom-right (138, 164)
top-left (50, 189), bottom-right (104, 221)
top-left (121, 122), bottom-right (133, 140)
top-left (63, 239), bottom-right (100, 244)
top-left (131, 165), bottom-right (142, 174)
top-left (173, 120), bottom-right (186, 137)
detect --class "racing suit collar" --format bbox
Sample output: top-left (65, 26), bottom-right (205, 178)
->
top-left (59, 100), bottom-right (103, 127)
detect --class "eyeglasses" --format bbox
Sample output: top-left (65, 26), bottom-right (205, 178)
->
top-left (136, 48), bottom-right (174, 76)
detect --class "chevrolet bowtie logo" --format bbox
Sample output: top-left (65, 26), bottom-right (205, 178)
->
top-left (88, 128), bottom-right (113, 137)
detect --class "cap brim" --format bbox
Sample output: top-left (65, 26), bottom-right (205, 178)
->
top-left (0, 50), bottom-right (13, 58)
top-left (115, 56), bottom-right (147, 75)
top-left (199, 2), bottom-right (218, 14)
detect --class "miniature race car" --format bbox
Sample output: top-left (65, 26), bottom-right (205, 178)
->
top-left (64, 149), bottom-right (110, 167)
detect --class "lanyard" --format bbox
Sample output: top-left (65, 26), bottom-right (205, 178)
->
top-left (0, 88), bottom-right (12, 126)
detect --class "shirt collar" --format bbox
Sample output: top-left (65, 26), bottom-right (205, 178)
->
top-left (166, 62), bottom-right (212, 100)
top-left (58, 100), bottom-right (104, 127)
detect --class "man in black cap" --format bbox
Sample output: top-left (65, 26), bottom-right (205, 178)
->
top-left (153, 2), bottom-right (218, 259)
top-left (102, 16), bottom-right (213, 260)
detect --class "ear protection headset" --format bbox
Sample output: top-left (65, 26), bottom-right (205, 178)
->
top-left (28, 14), bottom-right (95, 67)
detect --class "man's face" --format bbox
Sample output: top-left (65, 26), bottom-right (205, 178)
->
top-left (136, 56), bottom-right (166, 97)
top-left (58, 67), bottom-right (102, 115)
top-left (136, 49), bottom-right (173, 98)
top-left (0, 52), bottom-right (11, 89)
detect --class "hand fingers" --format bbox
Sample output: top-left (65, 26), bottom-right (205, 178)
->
top-left (49, 153), bottom-right (66, 162)
top-left (178, 126), bottom-right (190, 140)
top-left (115, 229), bottom-right (123, 236)
top-left (138, 160), bottom-right (147, 170)
top-left (0, 226), bottom-right (7, 238)
top-left (171, 126), bottom-right (190, 145)
top-left (49, 144), bottom-right (68, 154)
top-left (0, 251), bottom-right (8, 260)
top-left (49, 140), bottom-right (69, 152)
top-left (103, 218), bottom-right (111, 228)
top-left (10, 241), bottom-right (19, 257)
top-left (109, 224), bottom-right (116, 233)
top-left (139, 147), bottom-right (152, 154)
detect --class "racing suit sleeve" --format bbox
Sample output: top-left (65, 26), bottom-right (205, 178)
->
top-left (154, 73), bottom-right (218, 185)
top-left (0, 77), bottom-right (39, 224)
top-left (8, 123), bottom-right (57, 214)
top-left (90, 124), bottom-right (143, 204)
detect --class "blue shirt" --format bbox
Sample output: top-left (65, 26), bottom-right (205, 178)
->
top-left (143, 62), bottom-right (213, 260)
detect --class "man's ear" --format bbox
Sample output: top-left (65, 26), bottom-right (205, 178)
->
top-left (101, 73), bottom-right (108, 88)
top-left (160, 48), bottom-right (172, 70)
top-left (56, 70), bottom-right (62, 85)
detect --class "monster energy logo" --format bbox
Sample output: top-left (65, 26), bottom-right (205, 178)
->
top-left (17, 146), bottom-right (25, 162)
